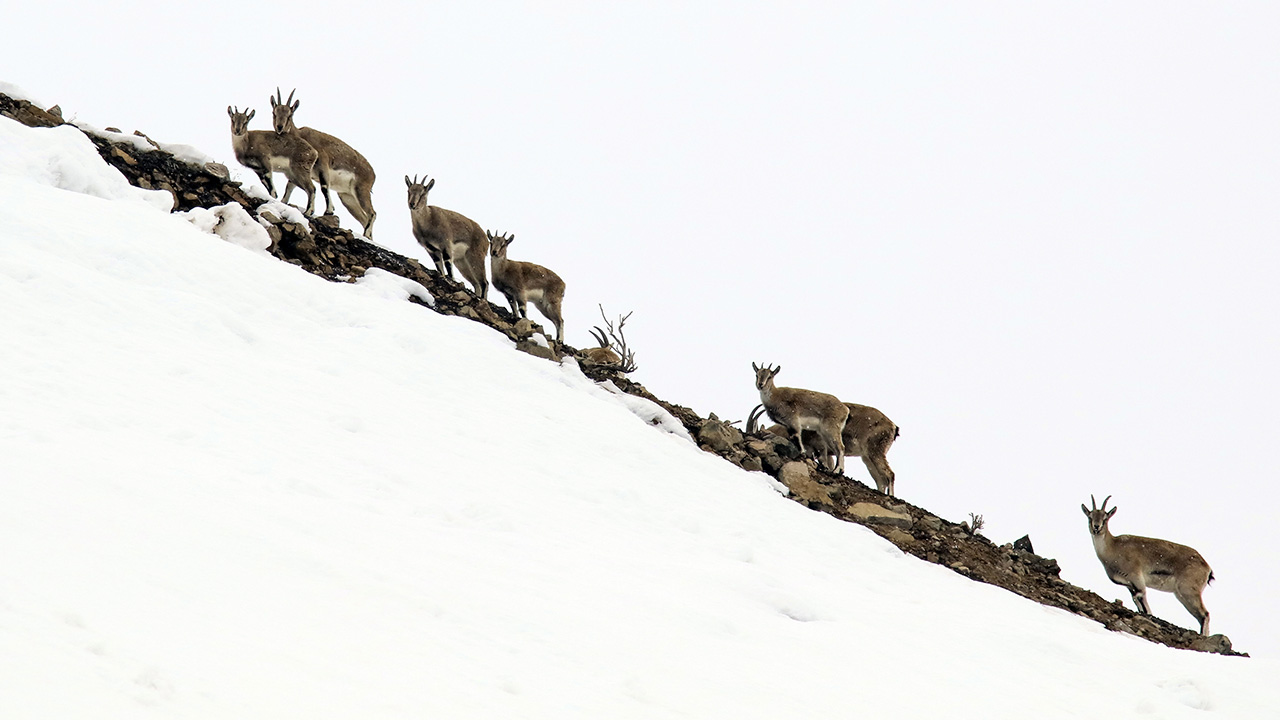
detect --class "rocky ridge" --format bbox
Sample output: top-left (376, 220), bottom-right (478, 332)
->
top-left (0, 91), bottom-right (1244, 657)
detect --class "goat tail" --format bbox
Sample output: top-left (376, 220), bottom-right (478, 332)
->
top-left (1208, 570), bottom-right (1215, 585)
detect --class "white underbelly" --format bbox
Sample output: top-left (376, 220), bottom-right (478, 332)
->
top-left (327, 168), bottom-right (359, 193)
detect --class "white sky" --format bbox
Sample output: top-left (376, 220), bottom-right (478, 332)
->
top-left (5, 2), bottom-right (1279, 656)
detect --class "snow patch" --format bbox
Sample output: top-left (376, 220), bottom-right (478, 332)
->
top-left (176, 203), bottom-right (273, 256)
top-left (256, 199), bottom-right (310, 229)
top-left (559, 357), bottom-right (694, 442)
top-left (0, 115), bottom-right (173, 212)
top-left (73, 121), bottom-right (158, 155)
top-left (0, 81), bottom-right (44, 106)
top-left (352, 268), bottom-right (436, 306)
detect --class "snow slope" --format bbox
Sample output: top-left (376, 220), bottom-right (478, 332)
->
top-left (0, 114), bottom-right (1277, 719)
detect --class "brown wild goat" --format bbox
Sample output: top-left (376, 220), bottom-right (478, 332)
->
top-left (486, 231), bottom-right (565, 343)
top-left (226, 106), bottom-right (318, 213)
top-left (271, 88), bottom-right (377, 238)
top-left (752, 363), bottom-right (849, 473)
top-left (751, 402), bottom-right (899, 495)
top-left (405, 175), bottom-right (489, 298)
top-left (1082, 495), bottom-right (1214, 635)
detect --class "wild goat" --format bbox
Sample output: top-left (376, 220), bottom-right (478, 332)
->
top-left (1082, 495), bottom-right (1214, 635)
top-left (486, 231), bottom-right (565, 343)
top-left (750, 402), bottom-right (899, 495)
top-left (405, 175), bottom-right (489, 298)
top-left (270, 88), bottom-right (377, 238)
top-left (226, 106), bottom-right (318, 213)
top-left (752, 363), bottom-right (849, 473)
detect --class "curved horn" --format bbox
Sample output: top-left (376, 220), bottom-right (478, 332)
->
top-left (1100, 495), bottom-right (1113, 513)
top-left (287, 88), bottom-right (296, 105)
top-left (1090, 494), bottom-right (1098, 511)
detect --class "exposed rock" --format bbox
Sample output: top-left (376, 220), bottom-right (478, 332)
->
top-left (1013, 535), bottom-right (1035, 554)
top-left (204, 162), bottom-right (229, 179)
top-left (919, 515), bottom-right (944, 533)
top-left (778, 462), bottom-right (834, 507)
top-left (848, 502), bottom-right (913, 529)
top-left (515, 339), bottom-right (559, 362)
top-left (697, 413), bottom-right (743, 454)
top-left (882, 528), bottom-right (914, 546)
top-left (132, 130), bottom-right (162, 150)
top-left (109, 145), bottom-right (137, 165)
top-left (0, 94), bottom-right (66, 128)
top-left (1189, 634), bottom-right (1235, 654)
top-left (512, 318), bottom-right (536, 340)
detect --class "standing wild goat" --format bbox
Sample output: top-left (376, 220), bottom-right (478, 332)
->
top-left (486, 231), bottom-right (565, 343)
top-left (752, 363), bottom-right (849, 473)
top-left (751, 402), bottom-right (899, 495)
top-left (227, 106), bottom-right (318, 213)
top-left (270, 88), bottom-right (377, 238)
top-left (405, 175), bottom-right (489, 298)
top-left (1082, 495), bottom-right (1214, 635)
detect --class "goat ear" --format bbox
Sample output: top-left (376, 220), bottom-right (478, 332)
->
top-left (752, 362), bottom-right (759, 372)
top-left (247, 109), bottom-right (255, 121)
top-left (1081, 503), bottom-right (1090, 516)
top-left (1106, 507), bottom-right (1117, 519)
top-left (405, 175), bottom-right (412, 188)
top-left (227, 105), bottom-right (233, 116)
top-left (426, 178), bottom-right (435, 191)
top-left (291, 100), bottom-right (300, 112)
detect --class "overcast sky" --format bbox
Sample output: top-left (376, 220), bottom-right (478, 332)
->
top-left (6, 2), bottom-right (1280, 656)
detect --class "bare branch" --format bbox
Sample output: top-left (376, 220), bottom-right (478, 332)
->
top-left (592, 304), bottom-right (638, 373)
top-left (963, 513), bottom-right (985, 536)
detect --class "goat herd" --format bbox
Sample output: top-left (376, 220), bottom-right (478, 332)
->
top-left (228, 89), bottom-right (564, 342)
top-left (226, 89), bottom-right (1218, 637)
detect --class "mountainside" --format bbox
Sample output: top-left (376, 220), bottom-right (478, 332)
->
top-left (2, 89), bottom-right (1276, 718)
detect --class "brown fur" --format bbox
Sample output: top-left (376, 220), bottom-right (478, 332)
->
top-left (487, 232), bottom-right (565, 343)
top-left (1082, 495), bottom-right (1214, 635)
top-left (270, 89), bottom-right (377, 238)
top-left (787, 403), bottom-right (899, 495)
top-left (753, 363), bottom-right (849, 473)
top-left (405, 176), bottom-right (489, 298)
top-left (226, 106), bottom-right (318, 214)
